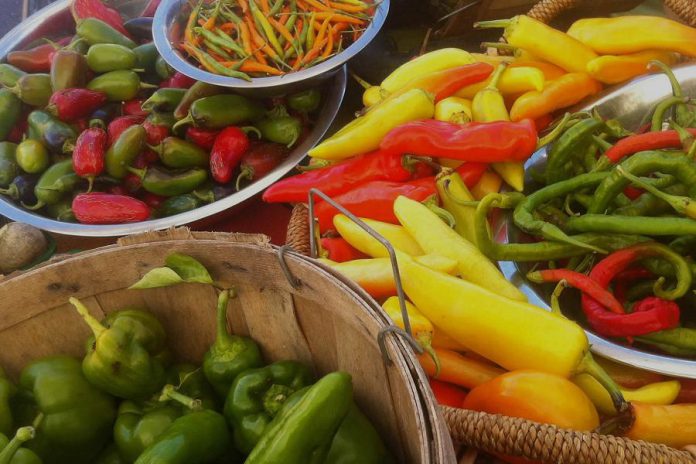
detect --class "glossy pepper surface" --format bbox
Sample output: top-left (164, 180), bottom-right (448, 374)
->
top-left (332, 214), bottom-right (423, 258)
top-left (210, 126), bottom-right (250, 183)
top-left (165, 364), bottom-right (219, 410)
top-left (48, 88), bottom-right (108, 123)
top-left (151, 137), bottom-right (209, 169)
top-left (324, 405), bottom-right (394, 464)
top-left (235, 142), bottom-right (288, 189)
top-left (172, 94), bottom-right (264, 131)
top-left (223, 360), bottom-right (313, 453)
top-left (72, 193), bottom-right (151, 224)
top-left (173, 82), bottom-right (225, 120)
top-left (623, 403), bottom-right (696, 448)
top-left (203, 290), bottom-right (263, 397)
top-left (588, 50), bottom-right (679, 84)
top-left (15, 140), bottom-right (48, 175)
top-left (105, 124), bottom-right (146, 179)
top-left (10, 74), bottom-right (52, 107)
top-left (0, 64), bottom-right (27, 88)
top-left (69, 298), bottom-right (169, 399)
top-left (155, 194), bottom-right (200, 217)
top-left (6, 43), bottom-right (56, 73)
top-left (76, 18), bottom-right (136, 48)
top-left (88, 70), bottom-right (153, 103)
top-left (13, 356), bottom-right (116, 464)
top-left (114, 401), bottom-right (181, 463)
top-left (419, 349), bottom-right (503, 390)
top-left (132, 166), bottom-right (208, 197)
top-left (318, 238), bottom-right (367, 263)
top-left (0, 90), bottom-right (21, 143)
top-left (455, 65), bottom-right (545, 99)
top-left (86, 44), bottom-right (137, 73)
top-left (30, 159), bottom-right (79, 209)
top-left (141, 88), bottom-right (186, 113)
top-left (0, 426), bottom-right (42, 464)
top-left (257, 107), bottom-right (302, 148)
top-left (72, 126), bottom-right (107, 189)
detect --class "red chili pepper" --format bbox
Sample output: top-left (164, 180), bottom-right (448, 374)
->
top-left (7, 43), bottom-right (58, 73)
top-left (107, 115), bottom-right (145, 145)
top-left (623, 186), bottom-right (644, 200)
top-left (319, 237), bottom-right (368, 262)
top-left (615, 267), bottom-right (654, 282)
top-left (47, 88), bottom-right (108, 122)
top-left (456, 162), bottom-right (488, 188)
top-left (429, 379), bottom-right (468, 408)
top-left (72, 126), bottom-right (107, 190)
top-left (210, 126), bottom-right (250, 183)
top-left (236, 142), bottom-right (289, 190)
top-left (159, 72), bottom-right (196, 89)
top-left (527, 268), bottom-right (625, 315)
top-left (72, 193), bottom-right (150, 224)
top-left (604, 129), bottom-right (696, 164)
top-left (263, 150), bottom-right (425, 204)
top-left (122, 99), bottom-right (149, 118)
top-left (314, 178), bottom-right (437, 231)
top-left (123, 173), bottom-right (143, 193)
top-left (186, 126), bottom-right (220, 150)
top-left (389, 62), bottom-right (493, 103)
top-left (380, 119), bottom-right (538, 163)
top-left (142, 118), bottom-right (170, 146)
top-left (141, 192), bottom-right (166, 209)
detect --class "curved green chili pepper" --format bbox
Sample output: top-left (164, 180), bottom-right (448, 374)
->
top-left (649, 60), bottom-right (695, 128)
top-left (149, 137), bottom-right (209, 169)
top-left (173, 82), bottom-right (225, 120)
top-left (26, 159), bottom-right (79, 209)
top-left (637, 328), bottom-right (696, 357)
top-left (173, 94), bottom-right (264, 132)
top-left (614, 184), bottom-right (687, 217)
top-left (650, 96), bottom-right (690, 132)
top-left (568, 214), bottom-right (696, 236)
top-left (130, 166), bottom-right (208, 197)
top-left (105, 124), bottom-right (146, 179)
top-left (546, 118), bottom-right (604, 184)
top-left (142, 89), bottom-right (186, 113)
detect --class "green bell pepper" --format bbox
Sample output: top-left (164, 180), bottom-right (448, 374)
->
top-left (203, 290), bottom-right (263, 397)
top-left (94, 444), bottom-right (125, 464)
top-left (69, 298), bottom-right (170, 400)
top-left (76, 18), bottom-right (137, 49)
top-left (256, 106), bottom-right (302, 148)
top-left (86, 45), bottom-right (138, 73)
top-left (105, 124), bottom-right (146, 179)
top-left (113, 401), bottom-right (181, 463)
top-left (131, 166), bottom-right (208, 197)
top-left (13, 356), bottom-right (116, 464)
top-left (0, 90), bottom-right (21, 142)
top-left (223, 360), bottom-right (313, 454)
top-left (245, 372), bottom-right (353, 464)
top-left (0, 427), bottom-right (42, 464)
top-left (0, 367), bottom-right (15, 436)
top-left (172, 94), bottom-right (265, 132)
top-left (325, 406), bottom-right (394, 464)
top-left (165, 364), bottom-right (218, 411)
top-left (150, 137), bottom-right (209, 169)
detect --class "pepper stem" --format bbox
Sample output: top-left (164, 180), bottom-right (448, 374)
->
top-left (158, 384), bottom-right (203, 411)
top-left (86, 177), bottom-right (94, 194)
top-left (577, 352), bottom-right (628, 413)
top-left (69, 297), bottom-right (107, 338)
top-left (349, 71), bottom-right (373, 90)
top-left (423, 196), bottom-right (456, 228)
top-left (126, 166), bottom-right (147, 180)
top-left (669, 120), bottom-right (695, 152)
top-left (0, 184), bottom-right (18, 199)
top-left (537, 113), bottom-right (572, 148)
top-left (235, 167), bottom-right (253, 191)
top-left (480, 42), bottom-right (518, 53)
top-left (172, 113), bottom-right (194, 133)
top-left (0, 426), bottom-right (35, 464)
top-left (214, 289), bottom-right (234, 346)
top-left (486, 63), bottom-right (508, 91)
top-left (240, 126), bottom-right (261, 139)
top-left (617, 166), bottom-right (696, 219)
top-left (473, 19), bottom-right (512, 29)
top-left (21, 200), bottom-right (45, 211)
top-left (421, 339), bottom-right (441, 378)
top-left (549, 280), bottom-right (567, 317)
top-left (442, 179), bottom-right (479, 207)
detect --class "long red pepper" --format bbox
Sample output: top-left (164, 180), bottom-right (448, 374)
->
top-left (210, 126), bottom-right (250, 183)
top-left (72, 126), bottom-right (108, 191)
top-left (319, 237), bottom-right (368, 262)
top-left (604, 129), bottom-right (696, 163)
top-left (72, 193), bottom-right (151, 224)
top-left (47, 89), bottom-right (108, 122)
top-left (380, 119), bottom-right (538, 163)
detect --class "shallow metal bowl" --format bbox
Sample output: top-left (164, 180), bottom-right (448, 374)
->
top-left (153, 0), bottom-right (389, 94)
top-left (0, 0), bottom-right (347, 237)
top-left (495, 64), bottom-right (696, 378)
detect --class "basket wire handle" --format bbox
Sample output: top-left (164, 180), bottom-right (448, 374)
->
top-left (307, 188), bottom-right (424, 363)
top-left (276, 245), bottom-right (302, 289)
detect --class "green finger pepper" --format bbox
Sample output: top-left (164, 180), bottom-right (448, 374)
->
top-left (0, 64), bottom-right (27, 88)
top-left (257, 106), bottom-right (302, 148)
top-left (9, 74), bottom-right (52, 107)
top-left (155, 56), bottom-right (175, 80)
top-left (0, 367), bottom-right (15, 436)
top-left (0, 143), bottom-right (18, 188)
top-left (50, 50), bottom-right (88, 91)
top-left (114, 401), bottom-right (181, 463)
top-left (0, 427), bottom-right (42, 464)
top-left (69, 298), bottom-right (169, 400)
top-left (133, 43), bottom-right (159, 75)
top-left (76, 18), bottom-right (137, 49)
top-left (172, 95), bottom-right (264, 132)
top-left (156, 194), bottom-right (201, 218)
top-left (288, 89), bottom-right (321, 113)
top-left (94, 444), bottom-right (124, 464)
top-left (86, 44), bottom-right (138, 73)
top-left (28, 159), bottom-right (79, 209)
top-left (130, 166), bottom-right (208, 197)
top-left (245, 372), bottom-right (353, 464)
top-left (15, 140), bottom-right (49, 175)
top-left (141, 89), bottom-right (186, 113)
top-left (26, 111), bottom-right (77, 153)
top-left (637, 328), bottom-right (696, 357)
top-left (165, 364), bottom-right (218, 410)
top-left (150, 137), bottom-right (209, 168)
top-left (87, 70), bottom-right (155, 102)
top-left (0, 90), bottom-right (21, 142)
top-left (133, 410), bottom-right (229, 464)
top-left (173, 81), bottom-right (225, 120)
top-left (203, 290), bottom-right (263, 397)
top-left (105, 124), bottom-right (146, 179)
top-left (223, 360), bottom-right (313, 453)
top-left (13, 356), bottom-right (116, 464)
top-left (325, 405), bottom-right (394, 464)
top-left (546, 118), bottom-right (604, 184)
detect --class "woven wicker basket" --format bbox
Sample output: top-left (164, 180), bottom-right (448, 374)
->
top-left (0, 228), bottom-right (456, 463)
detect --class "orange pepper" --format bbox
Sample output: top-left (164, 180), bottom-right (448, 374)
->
top-left (429, 379), bottom-right (468, 408)
top-left (587, 50), bottom-right (680, 84)
top-left (419, 349), bottom-right (504, 390)
top-left (624, 403), bottom-right (696, 449)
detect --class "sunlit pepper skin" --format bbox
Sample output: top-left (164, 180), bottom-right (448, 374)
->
top-left (587, 50), bottom-right (679, 84)
top-left (332, 214), bottom-right (423, 257)
top-left (455, 66), bottom-right (545, 99)
top-left (105, 124), bottom-right (146, 179)
top-left (623, 403), bottom-right (696, 448)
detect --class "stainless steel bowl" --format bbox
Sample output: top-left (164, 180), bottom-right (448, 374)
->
top-left (0, 0), bottom-right (347, 237)
top-left (153, 0), bottom-right (389, 94)
top-left (495, 64), bottom-right (696, 378)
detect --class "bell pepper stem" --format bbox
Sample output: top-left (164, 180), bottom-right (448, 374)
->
top-left (214, 289), bottom-right (233, 346)
top-left (0, 426), bottom-right (35, 464)
top-left (69, 297), bottom-right (107, 338)
top-left (473, 19), bottom-right (512, 30)
top-left (158, 384), bottom-right (203, 411)
top-left (577, 352), bottom-right (628, 413)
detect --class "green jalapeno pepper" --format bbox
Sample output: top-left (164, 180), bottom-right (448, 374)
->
top-left (155, 56), bottom-right (175, 80)
top-left (172, 94), bottom-right (264, 132)
top-left (173, 81), bottom-right (225, 120)
top-left (86, 44), bottom-right (138, 73)
top-left (0, 64), bottom-right (27, 87)
top-left (0, 143), bottom-right (18, 188)
top-left (50, 50), bottom-right (88, 91)
top-left (105, 124), bottom-right (146, 179)
top-left (150, 137), bottom-right (209, 168)
top-left (142, 89), bottom-right (186, 113)
top-left (133, 43), bottom-right (159, 75)
top-left (130, 166), bottom-right (208, 196)
top-left (46, 197), bottom-right (75, 222)
top-left (257, 107), bottom-right (302, 148)
top-left (0, 426), bottom-right (42, 464)
top-left (155, 194), bottom-right (201, 217)
top-left (0, 89), bottom-right (21, 142)
top-left (87, 70), bottom-right (156, 102)
top-left (10, 74), bottom-right (52, 107)
top-left (26, 159), bottom-right (79, 209)
top-left (114, 401), bottom-right (181, 464)
top-left (287, 89), bottom-right (321, 113)
top-left (76, 18), bottom-right (137, 49)
top-left (0, 367), bottom-right (15, 436)
top-left (15, 140), bottom-right (49, 174)
top-left (27, 110), bottom-right (77, 153)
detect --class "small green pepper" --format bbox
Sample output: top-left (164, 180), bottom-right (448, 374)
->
top-left (50, 50), bottom-right (88, 91)
top-left (46, 197), bottom-right (75, 222)
top-left (150, 137), bottom-right (209, 169)
top-left (86, 44), bottom-right (138, 73)
top-left (0, 143), bottom-right (19, 188)
top-left (114, 401), bottom-right (181, 463)
top-left (9, 74), bottom-right (52, 107)
top-left (15, 140), bottom-right (49, 174)
top-left (223, 360), bottom-right (313, 453)
top-left (133, 43), bottom-right (159, 75)
top-left (0, 367), bottom-right (15, 436)
top-left (0, 426), bottom-right (42, 464)
top-left (28, 159), bottom-right (79, 209)
top-left (173, 81), bottom-right (225, 120)
top-left (172, 94), bottom-right (265, 132)
top-left (156, 194), bottom-right (201, 217)
top-left (87, 70), bottom-right (155, 102)
top-left (76, 18), bottom-right (137, 49)
top-left (325, 405), bottom-right (394, 464)
top-left (203, 290), bottom-right (263, 397)
top-left (26, 111), bottom-right (76, 154)
top-left (105, 124), bottom-right (146, 179)
top-left (69, 298), bottom-right (170, 400)
top-left (166, 364), bottom-right (218, 410)
top-left (287, 89), bottom-right (321, 113)
top-left (131, 166), bottom-right (208, 197)
top-left (155, 56), bottom-right (175, 80)
top-left (0, 90), bottom-right (21, 142)
top-left (0, 64), bottom-right (27, 87)
top-left (257, 106), bottom-right (302, 148)
top-left (141, 89), bottom-right (186, 113)
top-left (94, 444), bottom-right (124, 464)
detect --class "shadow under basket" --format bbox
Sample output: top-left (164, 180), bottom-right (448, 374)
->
top-left (286, 203), bottom-right (696, 464)
top-left (0, 228), bottom-right (455, 463)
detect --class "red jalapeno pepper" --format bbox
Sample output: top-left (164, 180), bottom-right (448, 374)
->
top-left (160, 72), bottom-right (196, 89)
top-left (7, 42), bottom-right (63, 73)
top-left (73, 125), bottom-right (107, 191)
top-left (47, 88), bottom-right (108, 122)
top-left (236, 142), bottom-right (288, 190)
top-left (72, 0), bottom-right (131, 37)
top-left (141, 192), bottom-right (166, 209)
top-left (143, 118), bottom-right (170, 146)
top-left (72, 192), bottom-right (150, 224)
top-left (107, 115), bottom-right (144, 145)
top-left (380, 119), bottom-right (538, 163)
top-left (210, 126), bottom-right (249, 183)
top-left (186, 126), bottom-right (219, 150)
top-left (319, 237), bottom-right (368, 262)
top-left (122, 99), bottom-right (149, 118)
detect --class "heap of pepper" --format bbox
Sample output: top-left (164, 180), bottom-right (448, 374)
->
top-left (0, 253), bottom-right (393, 463)
top-left (0, 0), bottom-right (321, 225)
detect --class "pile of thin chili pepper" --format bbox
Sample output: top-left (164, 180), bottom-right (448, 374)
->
top-left (0, 0), bottom-right (322, 225)
top-left (178, 0), bottom-right (376, 79)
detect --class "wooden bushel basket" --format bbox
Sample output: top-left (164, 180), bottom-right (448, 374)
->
top-left (0, 228), bottom-right (456, 463)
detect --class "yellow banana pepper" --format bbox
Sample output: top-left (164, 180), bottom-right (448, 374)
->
top-left (476, 15), bottom-right (598, 73)
top-left (471, 171), bottom-right (503, 200)
top-left (574, 374), bottom-right (681, 416)
top-left (333, 214), bottom-right (424, 258)
top-left (362, 86), bottom-right (384, 107)
top-left (308, 88), bottom-right (435, 160)
top-left (437, 170), bottom-right (478, 246)
top-left (434, 97), bottom-right (472, 124)
top-left (380, 48), bottom-right (475, 94)
top-left (455, 66), bottom-right (545, 99)
top-left (587, 50), bottom-right (680, 84)
top-left (567, 16), bottom-right (696, 57)
top-left (393, 195), bottom-right (525, 301)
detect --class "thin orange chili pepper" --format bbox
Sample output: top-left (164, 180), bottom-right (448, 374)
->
top-left (315, 16), bottom-right (332, 45)
top-left (220, 60), bottom-right (284, 75)
top-left (270, 18), bottom-right (296, 47)
top-left (238, 0), bottom-right (250, 13)
top-left (322, 27), bottom-right (334, 59)
top-left (246, 17), bottom-right (282, 62)
top-left (304, 0), bottom-right (330, 10)
top-left (314, 11), bottom-right (365, 25)
top-left (239, 22), bottom-right (253, 55)
top-left (259, 0), bottom-right (271, 14)
top-left (219, 22), bottom-right (236, 34)
top-left (300, 37), bottom-right (327, 67)
top-left (197, 18), bottom-right (206, 27)
top-left (279, 6), bottom-right (291, 25)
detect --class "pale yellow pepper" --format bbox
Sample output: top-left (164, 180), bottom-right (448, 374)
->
top-left (383, 296), bottom-right (440, 374)
top-left (587, 50), bottom-right (680, 84)
top-left (434, 97), bottom-right (472, 124)
top-left (436, 170), bottom-right (478, 246)
top-left (333, 214), bottom-right (424, 258)
top-left (455, 66), bottom-right (545, 99)
top-left (381, 48), bottom-right (475, 94)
